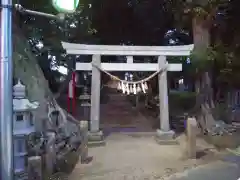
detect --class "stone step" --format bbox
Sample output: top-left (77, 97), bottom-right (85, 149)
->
top-left (102, 103), bottom-right (132, 106)
top-left (105, 104), bottom-right (133, 106)
top-left (101, 107), bottom-right (136, 112)
top-left (88, 140), bottom-right (106, 147)
top-left (103, 100), bottom-right (131, 104)
top-left (100, 116), bottom-right (140, 120)
top-left (108, 96), bottom-right (128, 101)
top-left (101, 111), bottom-right (138, 114)
top-left (101, 114), bottom-right (137, 118)
top-left (108, 100), bottom-right (129, 104)
top-left (101, 107), bottom-right (135, 111)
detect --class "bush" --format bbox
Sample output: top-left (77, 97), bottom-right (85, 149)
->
top-left (169, 91), bottom-right (196, 113)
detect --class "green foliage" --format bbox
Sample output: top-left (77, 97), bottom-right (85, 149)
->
top-left (188, 39), bottom-right (240, 88)
top-left (13, 29), bottom-right (51, 101)
top-left (168, 0), bottom-right (230, 31)
top-left (15, 0), bottom-right (240, 92)
top-left (217, 50), bottom-right (240, 87)
top-left (193, 6), bottom-right (208, 18)
top-left (15, 0), bottom-right (98, 93)
top-left (189, 47), bottom-right (214, 74)
top-left (186, 0), bottom-right (229, 16)
top-left (169, 91), bottom-right (196, 112)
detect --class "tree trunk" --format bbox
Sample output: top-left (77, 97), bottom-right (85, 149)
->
top-left (192, 16), bottom-right (216, 131)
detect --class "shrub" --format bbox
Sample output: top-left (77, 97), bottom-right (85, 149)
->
top-left (169, 91), bottom-right (196, 112)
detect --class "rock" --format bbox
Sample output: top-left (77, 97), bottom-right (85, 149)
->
top-left (207, 120), bottom-right (237, 136)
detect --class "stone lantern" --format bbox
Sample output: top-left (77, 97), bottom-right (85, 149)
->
top-left (78, 72), bottom-right (91, 127)
top-left (13, 79), bottom-right (39, 178)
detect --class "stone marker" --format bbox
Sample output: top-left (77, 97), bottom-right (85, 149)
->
top-left (45, 132), bottom-right (56, 174)
top-left (80, 120), bottom-right (89, 163)
top-left (28, 156), bottom-right (42, 180)
top-left (186, 117), bottom-right (197, 158)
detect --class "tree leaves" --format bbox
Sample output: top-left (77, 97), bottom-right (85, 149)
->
top-left (14, 0), bottom-right (240, 90)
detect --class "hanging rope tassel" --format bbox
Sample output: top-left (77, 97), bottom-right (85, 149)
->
top-left (117, 82), bottom-right (122, 91)
top-left (129, 84), bottom-right (133, 94)
top-left (137, 84), bottom-right (141, 93)
top-left (141, 82), bottom-right (146, 93)
top-left (121, 81), bottom-right (126, 94)
top-left (144, 82), bottom-right (148, 90)
top-left (126, 83), bottom-right (130, 95)
top-left (133, 83), bottom-right (137, 94)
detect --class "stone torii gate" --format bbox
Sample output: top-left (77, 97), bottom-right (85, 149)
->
top-left (61, 42), bottom-right (194, 144)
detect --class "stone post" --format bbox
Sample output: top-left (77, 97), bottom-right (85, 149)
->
top-left (186, 117), bottom-right (197, 158)
top-left (28, 156), bottom-right (42, 180)
top-left (89, 54), bottom-right (104, 146)
top-left (80, 120), bottom-right (89, 163)
top-left (156, 56), bottom-right (176, 144)
top-left (45, 132), bottom-right (56, 174)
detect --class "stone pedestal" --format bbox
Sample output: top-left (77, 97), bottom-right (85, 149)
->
top-left (155, 129), bottom-right (178, 145)
top-left (88, 131), bottom-right (105, 147)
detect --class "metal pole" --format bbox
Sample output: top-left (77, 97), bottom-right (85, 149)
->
top-left (1, 0), bottom-right (14, 180)
top-left (14, 4), bottom-right (64, 20)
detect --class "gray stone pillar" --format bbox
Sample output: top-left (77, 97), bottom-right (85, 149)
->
top-left (28, 156), bottom-right (42, 180)
top-left (156, 56), bottom-right (176, 144)
top-left (79, 120), bottom-right (89, 163)
top-left (186, 117), bottom-right (197, 158)
top-left (89, 55), bottom-right (104, 146)
top-left (45, 132), bottom-right (56, 174)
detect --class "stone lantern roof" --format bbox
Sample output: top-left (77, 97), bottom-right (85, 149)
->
top-left (13, 79), bottom-right (39, 112)
top-left (13, 79), bottom-right (26, 99)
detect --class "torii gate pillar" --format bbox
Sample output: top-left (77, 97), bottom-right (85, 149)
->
top-left (88, 55), bottom-right (104, 144)
top-left (156, 56), bottom-right (176, 144)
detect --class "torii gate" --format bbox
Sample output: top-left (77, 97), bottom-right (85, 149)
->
top-left (62, 42), bottom-right (194, 143)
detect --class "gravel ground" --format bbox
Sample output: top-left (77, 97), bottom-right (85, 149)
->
top-left (165, 160), bottom-right (240, 180)
top-left (68, 133), bottom-right (221, 180)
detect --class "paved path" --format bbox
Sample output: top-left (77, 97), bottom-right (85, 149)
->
top-left (68, 133), bottom-right (220, 180)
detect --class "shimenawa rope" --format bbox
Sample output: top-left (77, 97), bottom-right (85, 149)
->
top-left (91, 62), bottom-right (169, 84)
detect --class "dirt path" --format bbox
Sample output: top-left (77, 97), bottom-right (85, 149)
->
top-left (58, 89), bottom-right (227, 180)
top-left (68, 133), bottom-right (220, 180)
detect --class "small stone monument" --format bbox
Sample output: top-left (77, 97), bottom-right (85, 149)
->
top-left (185, 117), bottom-right (197, 159)
top-left (79, 72), bottom-right (91, 125)
top-left (80, 120), bottom-right (89, 163)
top-left (45, 132), bottom-right (56, 175)
top-left (28, 156), bottom-right (42, 180)
top-left (13, 79), bottom-right (39, 179)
